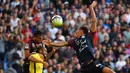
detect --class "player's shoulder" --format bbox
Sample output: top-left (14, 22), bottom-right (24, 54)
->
top-left (68, 38), bottom-right (76, 43)
top-left (88, 30), bottom-right (96, 35)
top-left (68, 38), bottom-right (76, 46)
top-left (31, 53), bottom-right (39, 58)
top-left (24, 40), bottom-right (33, 49)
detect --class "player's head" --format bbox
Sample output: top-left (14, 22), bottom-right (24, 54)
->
top-left (74, 26), bottom-right (88, 38)
top-left (33, 30), bottom-right (43, 43)
top-left (47, 65), bottom-right (53, 73)
top-left (36, 47), bottom-right (43, 54)
top-left (35, 45), bottom-right (47, 56)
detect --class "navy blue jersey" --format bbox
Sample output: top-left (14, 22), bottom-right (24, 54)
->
top-left (68, 34), bottom-right (95, 67)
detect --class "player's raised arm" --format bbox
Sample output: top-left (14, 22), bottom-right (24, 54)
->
top-left (44, 47), bottom-right (57, 61)
top-left (89, 1), bottom-right (97, 32)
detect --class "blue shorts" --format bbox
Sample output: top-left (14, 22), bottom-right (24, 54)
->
top-left (80, 60), bottom-right (104, 73)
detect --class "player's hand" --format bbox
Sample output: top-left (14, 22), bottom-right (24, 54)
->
top-left (52, 47), bottom-right (57, 53)
top-left (42, 39), bottom-right (52, 46)
top-left (43, 62), bottom-right (49, 68)
top-left (33, 0), bottom-right (37, 6)
top-left (89, 1), bottom-right (97, 8)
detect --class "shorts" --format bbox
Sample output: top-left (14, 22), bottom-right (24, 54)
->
top-left (80, 60), bottom-right (104, 73)
top-left (22, 61), bottom-right (30, 73)
top-left (0, 53), bottom-right (5, 61)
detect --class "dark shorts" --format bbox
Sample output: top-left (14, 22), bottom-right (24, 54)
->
top-left (22, 61), bottom-right (30, 73)
top-left (80, 60), bottom-right (104, 73)
top-left (0, 53), bottom-right (5, 61)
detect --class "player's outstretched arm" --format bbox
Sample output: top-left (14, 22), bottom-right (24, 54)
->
top-left (43, 39), bottom-right (69, 47)
top-left (89, 1), bottom-right (97, 32)
top-left (44, 47), bottom-right (57, 61)
top-left (51, 41), bottom-right (68, 47)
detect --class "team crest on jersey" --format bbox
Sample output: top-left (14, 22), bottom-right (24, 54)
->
top-left (25, 43), bottom-right (29, 48)
top-left (81, 35), bottom-right (85, 38)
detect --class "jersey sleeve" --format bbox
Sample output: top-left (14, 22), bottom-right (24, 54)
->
top-left (88, 30), bottom-right (96, 36)
top-left (24, 43), bottom-right (30, 50)
top-left (68, 39), bottom-right (76, 48)
top-left (87, 30), bottom-right (96, 48)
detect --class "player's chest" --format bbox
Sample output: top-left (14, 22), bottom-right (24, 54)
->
top-left (75, 36), bottom-right (88, 53)
top-left (31, 43), bottom-right (43, 48)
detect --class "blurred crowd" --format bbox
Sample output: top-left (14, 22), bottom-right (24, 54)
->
top-left (0, 0), bottom-right (130, 73)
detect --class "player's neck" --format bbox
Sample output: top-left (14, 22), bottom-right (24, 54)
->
top-left (77, 34), bottom-right (85, 38)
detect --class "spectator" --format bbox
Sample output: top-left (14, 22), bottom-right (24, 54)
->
top-left (98, 27), bottom-right (109, 43)
top-left (10, 12), bottom-right (20, 31)
top-left (6, 34), bottom-right (15, 52)
top-left (65, 14), bottom-right (75, 26)
top-left (63, 46), bottom-right (75, 60)
top-left (4, 64), bottom-right (17, 73)
top-left (11, 53), bottom-right (22, 73)
top-left (62, 24), bottom-right (69, 37)
top-left (23, 32), bottom-right (31, 43)
top-left (44, 16), bottom-right (51, 29)
top-left (113, 33), bottom-right (124, 46)
top-left (0, 0), bottom-right (130, 73)
top-left (75, 16), bottom-right (85, 27)
top-left (101, 35), bottom-right (111, 47)
top-left (21, 23), bottom-right (32, 37)
top-left (115, 54), bottom-right (126, 73)
top-left (73, 7), bottom-right (86, 20)
top-left (48, 25), bottom-right (58, 40)
top-left (123, 26), bottom-right (130, 44)
top-left (108, 56), bottom-right (115, 70)
top-left (121, 58), bottom-right (130, 73)
top-left (43, 65), bottom-right (54, 73)
top-left (0, 26), bottom-right (6, 68)
top-left (11, 0), bottom-right (20, 8)
top-left (124, 7), bottom-right (130, 24)
top-left (55, 29), bottom-right (65, 41)
top-left (73, 63), bottom-right (81, 73)
top-left (54, 64), bottom-right (64, 73)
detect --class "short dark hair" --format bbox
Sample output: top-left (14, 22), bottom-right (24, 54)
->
top-left (36, 46), bottom-right (43, 53)
top-left (47, 65), bottom-right (53, 69)
top-left (33, 30), bottom-right (43, 37)
top-left (79, 26), bottom-right (88, 34)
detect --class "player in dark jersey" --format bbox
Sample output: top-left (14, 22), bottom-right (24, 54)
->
top-left (44, 1), bottom-right (115, 73)
top-left (23, 30), bottom-right (57, 73)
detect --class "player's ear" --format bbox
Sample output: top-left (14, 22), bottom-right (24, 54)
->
top-left (32, 37), bottom-right (35, 40)
top-left (81, 30), bottom-right (84, 35)
top-left (33, 37), bottom-right (38, 41)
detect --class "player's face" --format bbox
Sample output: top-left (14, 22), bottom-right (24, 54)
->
top-left (74, 29), bottom-right (83, 38)
top-left (39, 48), bottom-right (43, 54)
top-left (35, 35), bottom-right (43, 43)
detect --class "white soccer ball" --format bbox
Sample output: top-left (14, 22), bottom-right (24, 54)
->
top-left (51, 15), bottom-right (63, 27)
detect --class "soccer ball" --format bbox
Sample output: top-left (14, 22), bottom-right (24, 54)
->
top-left (51, 15), bottom-right (63, 27)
